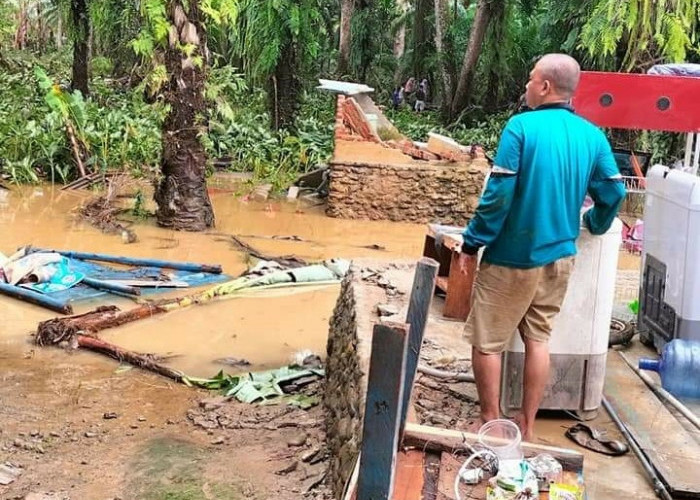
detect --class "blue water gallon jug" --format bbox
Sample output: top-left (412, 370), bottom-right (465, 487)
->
top-left (639, 339), bottom-right (700, 399)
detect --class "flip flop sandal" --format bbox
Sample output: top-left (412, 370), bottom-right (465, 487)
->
top-left (565, 423), bottom-right (629, 456)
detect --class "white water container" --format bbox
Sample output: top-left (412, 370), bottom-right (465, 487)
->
top-left (501, 219), bottom-right (622, 420)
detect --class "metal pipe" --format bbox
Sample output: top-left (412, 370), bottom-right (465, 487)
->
top-left (619, 351), bottom-right (700, 431)
top-left (28, 248), bottom-right (222, 274)
top-left (602, 396), bottom-right (672, 500)
top-left (685, 132), bottom-right (694, 170)
top-left (417, 364), bottom-right (475, 382)
top-left (0, 282), bottom-right (73, 314)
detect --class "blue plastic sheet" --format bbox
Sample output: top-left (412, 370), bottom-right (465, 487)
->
top-left (43, 257), bottom-right (229, 303)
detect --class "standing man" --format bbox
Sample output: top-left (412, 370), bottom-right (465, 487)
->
top-left (458, 54), bottom-right (626, 441)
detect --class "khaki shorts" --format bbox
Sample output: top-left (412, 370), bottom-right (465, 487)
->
top-left (464, 257), bottom-right (575, 354)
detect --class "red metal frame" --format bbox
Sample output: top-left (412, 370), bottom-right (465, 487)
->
top-left (571, 71), bottom-right (700, 133)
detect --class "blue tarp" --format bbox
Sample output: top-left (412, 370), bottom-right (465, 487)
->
top-left (42, 258), bottom-right (229, 303)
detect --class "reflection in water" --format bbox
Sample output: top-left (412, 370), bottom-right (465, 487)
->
top-left (0, 184), bottom-right (426, 376)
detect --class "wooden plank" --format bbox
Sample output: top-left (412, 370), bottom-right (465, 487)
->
top-left (103, 279), bottom-right (190, 288)
top-left (443, 251), bottom-right (476, 321)
top-left (390, 450), bottom-right (425, 500)
top-left (402, 423), bottom-right (584, 473)
top-left (400, 258), bottom-right (439, 438)
top-left (357, 322), bottom-right (410, 500)
top-left (437, 452), bottom-right (460, 500)
top-left (422, 452), bottom-right (441, 500)
top-left (604, 351), bottom-right (700, 497)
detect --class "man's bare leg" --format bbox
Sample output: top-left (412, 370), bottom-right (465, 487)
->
top-left (518, 338), bottom-right (550, 441)
top-left (472, 346), bottom-right (502, 423)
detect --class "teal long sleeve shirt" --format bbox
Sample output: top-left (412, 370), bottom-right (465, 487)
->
top-left (462, 104), bottom-right (626, 269)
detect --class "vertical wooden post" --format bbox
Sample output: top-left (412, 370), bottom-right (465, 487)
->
top-left (357, 322), bottom-right (410, 500)
top-left (400, 257), bottom-right (439, 437)
top-left (443, 250), bottom-right (477, 320)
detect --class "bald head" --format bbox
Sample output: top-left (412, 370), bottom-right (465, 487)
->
top-left (535, 53), bottom-right (581, 97)
top-left (525, 53), bottom-right (580, 108)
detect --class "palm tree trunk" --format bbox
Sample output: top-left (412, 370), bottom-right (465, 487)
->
top-left (434, 0), bottom-right (455, 116)
top-left (449, 0), bottom-right (495, 119)
top-left (268, 41), bottom-right (300, 131)
top-left (71, 0), bottom-right (90, 96)
top-left (412, 0), bottom-right (433, 79)
top-left (14, 2), bottom-right (28, 50)
top-left (154, 0), bottom-right (215, 231)
top-left (338, 0), bottom-right (354, 76)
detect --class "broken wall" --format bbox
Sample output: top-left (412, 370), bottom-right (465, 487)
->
top-left (327, 94), bottom-right (489, 225)
top-left (324, 263), bottom-right (394, 498)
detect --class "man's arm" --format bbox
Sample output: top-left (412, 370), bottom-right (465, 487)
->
top-left (461, 120), bottom-right (522, 254)
top-left (583, 136), bottom-right (626, 235)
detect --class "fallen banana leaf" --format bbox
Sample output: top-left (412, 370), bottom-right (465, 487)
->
top-left (184, 365), bottom-right (324, 405)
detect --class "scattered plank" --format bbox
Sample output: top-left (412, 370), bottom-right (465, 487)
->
top-left (391, 450), bottom-right (425, 500)
top-left (402, 423), bottom-right (584, 473)
top-left (605, 351), bottom-right (700, 498)
top-left (437, 452), bottom-right (460, 500)
top-left (422, 452), bottom-right (441, 500)
top-left (400, 257), bottom-right (439, 438)
top-left (357, 322), bottom-right (410, 500)
top-left (103, 279), bottom-right (189, 288)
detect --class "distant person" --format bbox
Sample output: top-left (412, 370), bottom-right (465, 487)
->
top-left (391, 87), bottom-right (402, 110)
top-left (458, 53), bottom-right (626, 441)
top-left (414, 87), bottom-right (426, 112)
top-left (404, 77), bottom-right (416, 94)
top-left (419, 78), bottom-right (429, 100)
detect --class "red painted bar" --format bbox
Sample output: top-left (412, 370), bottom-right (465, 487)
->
top-left (572, 71), bottom-right (700, 133)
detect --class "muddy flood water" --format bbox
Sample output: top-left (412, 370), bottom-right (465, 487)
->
top-left (0, 182), bottom-right (427, 376)
top-left (0, 182), bottom-right (656, 500)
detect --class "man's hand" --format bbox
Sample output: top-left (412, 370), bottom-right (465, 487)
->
top-left (457, 252), bottom-right (477, 275)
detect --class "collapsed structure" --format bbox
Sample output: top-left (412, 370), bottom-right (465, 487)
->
top-left (320, 81), bottom-right (489, 225)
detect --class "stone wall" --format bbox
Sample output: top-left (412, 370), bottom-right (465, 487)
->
top-left (324, 263), bottom-right (392, 499)
top-left (324, 270), bottom-right (367, 498)
top-left (326, 159), bottom-right (488, 225)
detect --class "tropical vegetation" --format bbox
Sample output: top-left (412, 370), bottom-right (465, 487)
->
top-left (1, 0), bottom-right (698, 229)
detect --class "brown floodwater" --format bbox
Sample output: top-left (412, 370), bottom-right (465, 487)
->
top-left (0, 182), bottom-right (427, 377)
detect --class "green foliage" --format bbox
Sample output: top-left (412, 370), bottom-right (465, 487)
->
top-left (234, 0), bottom-right (323, 82)
top-left (579, 0), bottom-right (699, 70)
top-left (386, 108), bottom-right (508, 153)
top-left (204, 86), bottom-right (334, 190)
top-left (0, 56), bottom-right (163, 184)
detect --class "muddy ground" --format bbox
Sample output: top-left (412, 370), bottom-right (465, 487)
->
top-left (1, 342), bottom-right (334, 500)
top-left (1, 182), bottom-right (432, 500)
top-left (0, 182), bottom-right (655, 500)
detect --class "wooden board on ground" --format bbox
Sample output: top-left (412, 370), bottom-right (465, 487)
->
top-left (104, 279), bottom-right (190, 288)
top-left (391, 450), bottom-right (425, 500)
top-left (403, 423), bottom-right (584, 473)
top-left (605, 351), bottom-right (700, 497)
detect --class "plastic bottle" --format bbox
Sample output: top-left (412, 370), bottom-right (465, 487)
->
top-left (639, 339), bottom-right (700, 399)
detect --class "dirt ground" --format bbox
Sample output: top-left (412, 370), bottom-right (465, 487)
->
top-left (0, 342), bottom-right (333, 500)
